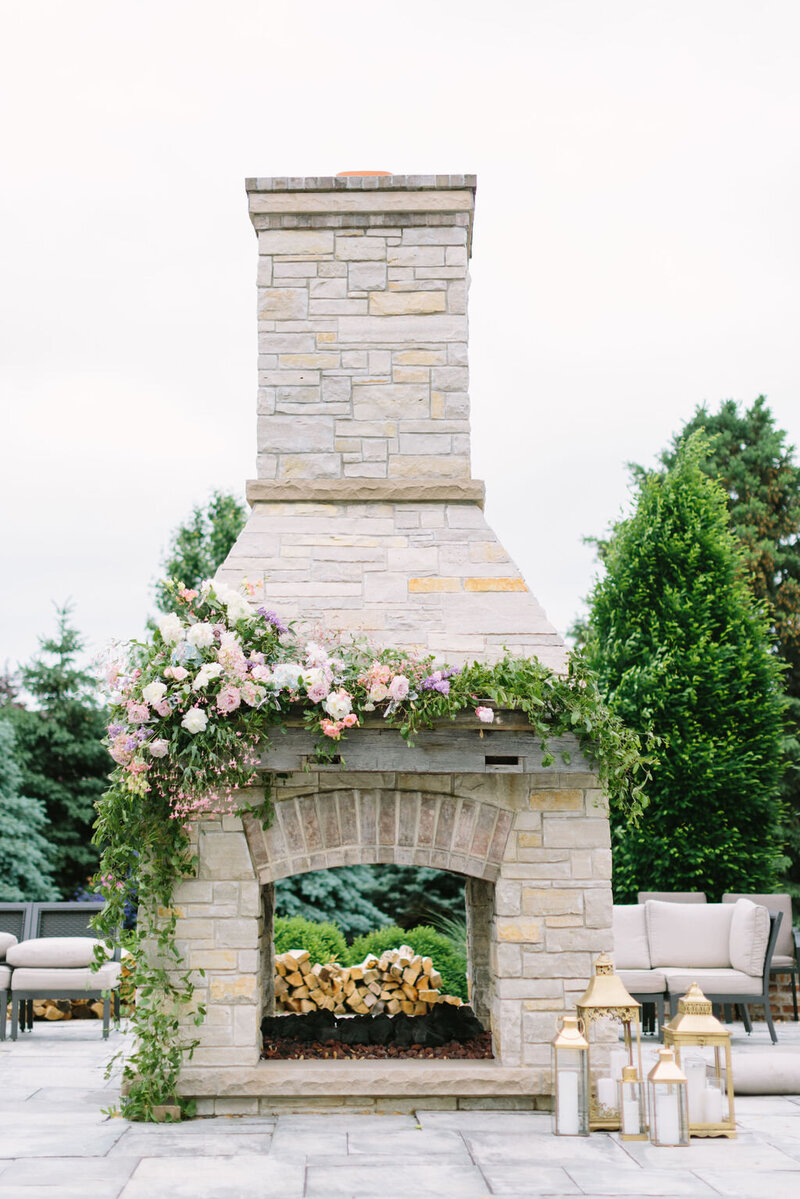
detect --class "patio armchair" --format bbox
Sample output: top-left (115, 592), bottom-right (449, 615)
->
top-left (723, 893), bottom-right (798, 1021)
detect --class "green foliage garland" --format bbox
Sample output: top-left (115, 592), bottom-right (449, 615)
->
top-left (92, 578), bottom-right (647, 1120)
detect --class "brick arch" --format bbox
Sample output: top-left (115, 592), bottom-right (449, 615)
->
top-left (241, 788), bottom-right (514, 886)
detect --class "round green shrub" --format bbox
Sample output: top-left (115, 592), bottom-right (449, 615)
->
top-left (345, 924), bottom-right (468, 1001)
top-left (273, 915), bottom-right (347, 965)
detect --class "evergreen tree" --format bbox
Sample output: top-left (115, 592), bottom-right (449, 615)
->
top-left (0, 721), bottom-right (59, 901)
top-left (583, 434), bottom-right (786, 900)
top-left (154, 490), bottom-right (246, 612)
top-left (5, 606), bottom-right (110, 897)
top-left (662, 397), bottom-right (800, 894)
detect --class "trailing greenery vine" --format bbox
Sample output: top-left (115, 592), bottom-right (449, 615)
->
top-left (92, 579), bottom-right (648, 1120)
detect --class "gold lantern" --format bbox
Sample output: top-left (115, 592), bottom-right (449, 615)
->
top-left (576, 952), bottom-right (643, 1130)
top-left (647, 1047), bottom-right (689, 1146)
top-left (663, 982), bottom-right (736, 1139)
top-left (619, 1065), bottom-right (647, 1140)
top-left (551, 1015), bottom-right (590, 1136)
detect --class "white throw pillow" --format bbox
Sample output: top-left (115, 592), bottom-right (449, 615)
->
top-left (612, 905), bottom-right (652, 970)
top-left (0, 932), bottom-right (18, 960)
top-left (646, 901), bottom-right (734, 969)
top-left (729, 899), bottom-right (770, 977)
top-left (6, 936), bottom-right (112, 969)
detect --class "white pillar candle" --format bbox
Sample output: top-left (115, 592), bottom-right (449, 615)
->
top-left (622, 1096), bottom-right (641, 1136)
top-left (703, 1085), bottom-right (724, 1123)
top-left (609, 1048), bottom-right (628, 1081)
top-left (655, 1091), bottom-right (681, 1144)
top-left (684, 1058), bottom-right (707, 1124)
top-left (557, 1071), bottom-right (580, 1134)
top-left (597, 1076), bottom-right (617, 1109)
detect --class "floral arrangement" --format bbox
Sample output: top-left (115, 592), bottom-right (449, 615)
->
top-left (92, 579), bottom-right (648, 1120)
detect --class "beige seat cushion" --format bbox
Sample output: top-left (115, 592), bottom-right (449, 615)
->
top-left (6, 937), bottom-right (112, 969)
top-left (617, 968), bottom-right (666, 995)
top-left (646, 901), bottom-right (734, 969)
top-left (0, 964), bottom-right (10, 988)
top-left (613, 906), bottom-right (651, 970)
top-left (0, 933), bottom-right (18, 960)
top-left (729, 899), bottom-right (770, 977)
top-left (10, 962), bottom-right (121, 993)
top-left (662, 967), bottom-right (763, 996)
top-left (771, 954), bottom-right (797, 971)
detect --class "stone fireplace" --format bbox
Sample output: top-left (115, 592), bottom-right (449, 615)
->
top-left (166, 174), bottom-right (612, 1113)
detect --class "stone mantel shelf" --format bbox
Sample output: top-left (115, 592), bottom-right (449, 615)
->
top-left (245, 478), bottom-right (486, 508)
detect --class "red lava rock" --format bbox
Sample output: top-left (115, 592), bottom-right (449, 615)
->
top-left (261, 1031), bottom-right (494, 1060)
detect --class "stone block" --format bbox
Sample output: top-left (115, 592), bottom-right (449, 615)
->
top-left (214, 918), bottom-right (258, 949)
top-left (542, 817), bottom-right (610, 849)
top-left (336, 314), bottom-right (466, 343)
top-left (584, 888), bottom-right (613, 928)
top-left (259, 415), bottom-right (334, 453)
top-left (349, 261), bottom-right (386, 291)
top-left (199, 832), bottom-right (256, 881)
top-left (258, 332), bottom-right (316, 354)
top-left (494, 880), bottom-right (522, 916)
top-left (568, 849), bottom-right (594, 878)
top-left (387, 246), bottom-right (445, 267)
top-left (517, 833), bottom-right (543, 849)
top-left (279, 453), bottom-right (341, 478)
top-left (172, 880), bottom-right (213, 904)
top-left (523, 950), bottom-right (593, 980)
top-left (389, 455), bottom-right (469, 479)
top-left (496, 918), bottom-right (542, 944)
top-left (529, 789), bottom-right (584, 811)
top-left (393, 349), bottom-right (446, 365)
top-left (545, 927), bottom-right (610, 952)
top-left (370, 291), bottom-right (446, 315)
top-left (258, 288), bottom-right (309, 319)
top-left (352, 383), bottom-right (429, 420)
top-left (335, 236), bottom-right (387, 260)
top-left (190, 949), bottom-right (238, 970)
top-left (521, 888), bottom-right (584, 916)
top-left (522, 1010), bottom-right (561, 1042)
top-left (431, 366), bottom-right (468, 391)
top-left (398, 433), bottom-right (452, 454)
top-left (402, 227), bottom-right (467, 245)
top-left (309, 277), bottom-right (347, 299)
top-left (258, 230), bottom-right (334, 255)
top-left (273, 261), bottom-right (317, 276)
top-left (593, 849), bottom-right (613, 880)
top-left (209, 974), bottom-right (259, 1003)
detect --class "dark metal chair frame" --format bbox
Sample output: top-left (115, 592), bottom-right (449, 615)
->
top-left (0, 903), bottom-right (36, 1041)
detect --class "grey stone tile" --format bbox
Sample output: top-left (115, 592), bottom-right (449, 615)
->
top-left (275, 1112), bottom-right (418, 1132)
top-left (0, 1186), bottom-right (124, 1199)
top-left (0, 1157), bottom-right (138, 1186)
top-left (618, 1132), bottom-right (800, 1171)
top-left (476, 1164), bottom-right (580, 1194)
top-left (347, 1128), bottom-right (469, 1156)
top-left (693, 1170), bottom-right (800, 1198)
top-left (0, 1128), bottom-right (125, 1159)
top-left (304, 1158), bottom-right (488, 1198)
top-left (734, 1096), bottom-right (800, 1116)
top-left (733, 1114), bottom-right (800, 1139)
top-left (120, 1155), bottom-right (304, 1198)
top-left (417, 1109), bottom-right (552, 1132)
top-left (108, 1130), bottom-right (272, 1157)
top-left (466, 1130), bottom-right (637, 1166)
top-left (567, 1166), bottom-right (719, 1195)
top-left (268, 1126), bottom-right (347, 1156)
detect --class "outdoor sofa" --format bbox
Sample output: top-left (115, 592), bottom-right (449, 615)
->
top-left (613, 898), bottom-right (783, 1043)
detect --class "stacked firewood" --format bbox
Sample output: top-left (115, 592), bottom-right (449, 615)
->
top-left (31, 998), bottom-right (105, 1021)
top-left (274, 945), bottom-right (464, 1016)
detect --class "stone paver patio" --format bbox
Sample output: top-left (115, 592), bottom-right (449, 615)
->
top-left (2, 1022), bottom-right (800, 1198)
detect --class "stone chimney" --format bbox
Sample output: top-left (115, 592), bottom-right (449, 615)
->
top-left (217, 173), bottom-right (565, 669)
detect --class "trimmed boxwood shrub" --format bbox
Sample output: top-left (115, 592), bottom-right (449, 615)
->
top-left (346, 924), bottom-right (468, 1001)
top-left (273, 915), bottom-right (347, 966)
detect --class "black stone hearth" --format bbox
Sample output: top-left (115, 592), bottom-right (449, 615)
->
top-left (261, 1005), bottom-right (492, 1059)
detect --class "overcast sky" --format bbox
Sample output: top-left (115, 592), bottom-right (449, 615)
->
top-left (2, 0), bottom-right (799, 676)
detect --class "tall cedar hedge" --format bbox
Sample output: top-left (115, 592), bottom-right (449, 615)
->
top-left (584, 435), bottom-right (786, 899)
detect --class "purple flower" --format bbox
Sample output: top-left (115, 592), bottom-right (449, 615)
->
top-left (257, 607), bottom-right (288, 635)
top-left (421, 666), bottom-right (459, 696)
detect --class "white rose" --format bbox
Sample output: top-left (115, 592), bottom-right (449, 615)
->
top-left (194, 663), bottom-right (223, 690)
top-left (368, 682), bottom-right (389, 703)
top-left (158, 613), bottom-right (184, 644)
top-left (142, 681), bottom-right (168, 705)
top-left (226, 594), bottom-right (252, 622)
top-left (186, 622), bottom-right (215, 648)
top-left (148, 738), bottom-right (169, 758)
top-left (271, 662), bottom-right (305, 690)
top-left (181, 708), bottom-right (208, 735)
top-left (324, 689), bottom-right (352, 721)
top-left (303, 666), bottom-right (329, 690)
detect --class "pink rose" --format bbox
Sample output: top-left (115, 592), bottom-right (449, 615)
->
top-left (321, 718), bottom-right (343, 740)
top-left (164, 665), bottom-right (189, 681)
top-left (342, 713), bottom-right (358, 728)
top-left (126, 703), bottom-right (149, 723)
top-left (475, 706), bottom-right (494, 724)
top-left (154, 700), bottom-right (171, 718)
top-left (389, 675), bottom-right (409, 701)
top-left (251, 664), bottom-right (271, 683)
top-left (241, 681), bottom-right (265, 707)
top-left (216, 685), bottom-right (242, 714)
top-left (149, 739), bottom-right (169, 758)
top-left (307, 681), bottom-right (330, 704)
